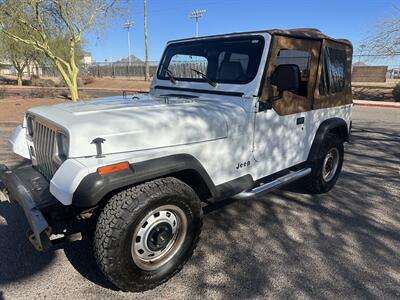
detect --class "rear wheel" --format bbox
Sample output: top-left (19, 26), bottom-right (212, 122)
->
top-left (94, 177), bottom-right (202, 292)
top-left (304, 133), bottom-right (344, 194)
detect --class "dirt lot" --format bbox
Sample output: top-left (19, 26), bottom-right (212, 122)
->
top-left (0, 106), bottom-right (399, 299)
top-left (0, 96), bottom-right (66, 123)
top-left (83, 77), bottom-right (151, 91)
top-left (1, 75), bottom-right (151, 91)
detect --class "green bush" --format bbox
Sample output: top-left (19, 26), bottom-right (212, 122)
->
top-left (393, 83), bottom-right (400, 102)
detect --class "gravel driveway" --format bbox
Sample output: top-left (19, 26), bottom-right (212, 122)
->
top-left (0, 106), bottom-right (399, 299)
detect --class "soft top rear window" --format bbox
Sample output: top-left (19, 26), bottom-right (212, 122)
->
top-left (157, 36), bottom-right (265, 84)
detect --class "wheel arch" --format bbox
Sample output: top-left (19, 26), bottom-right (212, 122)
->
top-left (72, 154), bottom-right (216, 208)
top-left (308, 117), bottom-right (349, 162)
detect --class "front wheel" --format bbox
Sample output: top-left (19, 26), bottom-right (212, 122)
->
top-left (94, 177), bottom-right (202, 292)
top-left (304, 134), bottom-right (344, 194)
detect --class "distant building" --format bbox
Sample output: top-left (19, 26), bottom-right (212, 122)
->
top-left (353, 61), bottom-right (368, 67)
top-left (81, 52), bottom-right (93, 65)
top-left (352, 66), bottom-right (388, 83)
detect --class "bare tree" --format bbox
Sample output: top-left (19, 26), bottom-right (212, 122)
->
top-left (0, 0), bottom-right (123, 101)
top-left (367, 14), bottom-right (400, 56)
top-left (144, 0), bottom-right (150, 81)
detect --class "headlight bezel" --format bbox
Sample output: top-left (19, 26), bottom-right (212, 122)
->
top-left (26, 115), bottom-right (34, 138)
top-left (54, 131), bottom-right (70, 165)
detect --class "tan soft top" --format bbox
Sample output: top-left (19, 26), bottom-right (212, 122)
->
top-left (266, 28), bottom-right (352, 47)
top-left (170, 28), bottom-right (352, 48)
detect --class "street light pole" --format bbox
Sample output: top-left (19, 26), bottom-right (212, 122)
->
top-left (123, 20), bottom-right (134, 65)
top-left (144, 0), bottom-right (150, 81)
top-left (189, 9), bottom-right (206, 37)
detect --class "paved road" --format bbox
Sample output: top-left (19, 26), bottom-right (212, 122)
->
top-left (0, 107), bottom-right (399, 299)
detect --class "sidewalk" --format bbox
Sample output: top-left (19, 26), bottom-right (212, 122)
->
top-left (353, 100), bottom-right (400, 109)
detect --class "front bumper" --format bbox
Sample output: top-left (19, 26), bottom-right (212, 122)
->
top-left (0, 164), bottom-right (59, 251)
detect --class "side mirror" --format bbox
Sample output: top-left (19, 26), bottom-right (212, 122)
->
top-left (270, 64), bottom-right (301, 93)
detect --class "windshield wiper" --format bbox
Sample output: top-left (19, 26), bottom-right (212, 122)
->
top-left (191, 68), bottom-right (217, 87)
top-left (161, 63), bottom-right (176, 84)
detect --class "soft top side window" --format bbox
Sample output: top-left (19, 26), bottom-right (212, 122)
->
top-left (319, 46), bottom-right (347, 95)
top-left (274, 49), bottom-right (311, 97)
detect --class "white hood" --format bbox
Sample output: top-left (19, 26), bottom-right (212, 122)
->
top-left (27, 95), bottom-right (247, 158)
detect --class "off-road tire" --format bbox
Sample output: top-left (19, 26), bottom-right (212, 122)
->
top-left (94, 177), bottom-right (202, 292)
top-left (304, 133), bottom-right (344, 194)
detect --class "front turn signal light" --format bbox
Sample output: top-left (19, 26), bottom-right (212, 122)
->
top-left (98, 162), bottom-right (130, 176)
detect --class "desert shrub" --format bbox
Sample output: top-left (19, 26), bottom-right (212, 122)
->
top-left (393, 83), bottom-right (400, 102)
top-left (56, 79), bottom-right (68, 87)
top-left (0, 76), bottom-right (8, 85)
top-left (57, 78), bottom-right (83, 87)
top-left (78, 92), bottom-right (92, 99)
top-left (77, 77), bottom-right (84, 87)
top-left (59, 91), bottom-right (69, 99)
top-left (81, 75), bottom-right (95, 85)
top-left (30, 87), bottom-right (57, 98)
top-left (30, 77), bottom-right (56, 87)
top-left (0, 87), bottom-right (6, 99)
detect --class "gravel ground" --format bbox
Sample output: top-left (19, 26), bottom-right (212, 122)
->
top-left (0, 106), bottom-right (399, 299)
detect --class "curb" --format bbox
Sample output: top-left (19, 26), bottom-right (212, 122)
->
top-left (353, 101), bottom-right (400, 109)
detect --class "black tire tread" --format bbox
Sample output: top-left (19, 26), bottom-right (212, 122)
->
top-left (94, 177), bottom-right (202, 292)
top-left (304, 133), bottom-right (344, 194)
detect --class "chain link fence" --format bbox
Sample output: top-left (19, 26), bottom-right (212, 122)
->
top-left (0, 61), bottom-right (162, 80)
top-left (81, 62), bottom-right (160, 78)
top-left (2, 54), bottom-right (400, 80)
top-left (0, 60), bottom-right (210, 80)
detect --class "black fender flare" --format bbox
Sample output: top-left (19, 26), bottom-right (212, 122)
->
top-left (307, 118), bottom-right (349, 162)
top-left (72, 154), bottom-right (217, 207)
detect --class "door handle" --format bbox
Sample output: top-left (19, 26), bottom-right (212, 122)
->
top-left (296, 117), bottom-right (305, 125)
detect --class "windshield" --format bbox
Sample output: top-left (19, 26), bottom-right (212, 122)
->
top-left (157, 36), bottom-right (265, 85)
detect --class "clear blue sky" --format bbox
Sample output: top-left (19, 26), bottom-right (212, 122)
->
top-left (85, 0), bottom-right (399, 64)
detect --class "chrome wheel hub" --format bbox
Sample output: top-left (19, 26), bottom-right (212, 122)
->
top-left (131, 205), bottom-right (187, 271)
top-left (322, 148), bottom-right (339, 182)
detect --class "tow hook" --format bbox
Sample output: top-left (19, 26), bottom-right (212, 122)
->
top-left (27, 227), bottom-right (52, 252)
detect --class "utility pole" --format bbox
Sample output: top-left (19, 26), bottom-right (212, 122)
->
top-left (144, 0), bottom-right (150, 81)
top-left (189, 9), bottom-right (206, 37)
top-left (123, 20), bottom-right (134, 65)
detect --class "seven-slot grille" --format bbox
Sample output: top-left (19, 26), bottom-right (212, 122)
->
top-left (31, 118), bottom-right (58, 180)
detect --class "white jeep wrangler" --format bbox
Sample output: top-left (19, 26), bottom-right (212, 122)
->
top-left (0, 28), bottom-right (352, 291)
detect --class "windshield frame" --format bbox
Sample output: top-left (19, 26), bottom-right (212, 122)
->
top-left (157, 35), bottom-right (265, 85)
